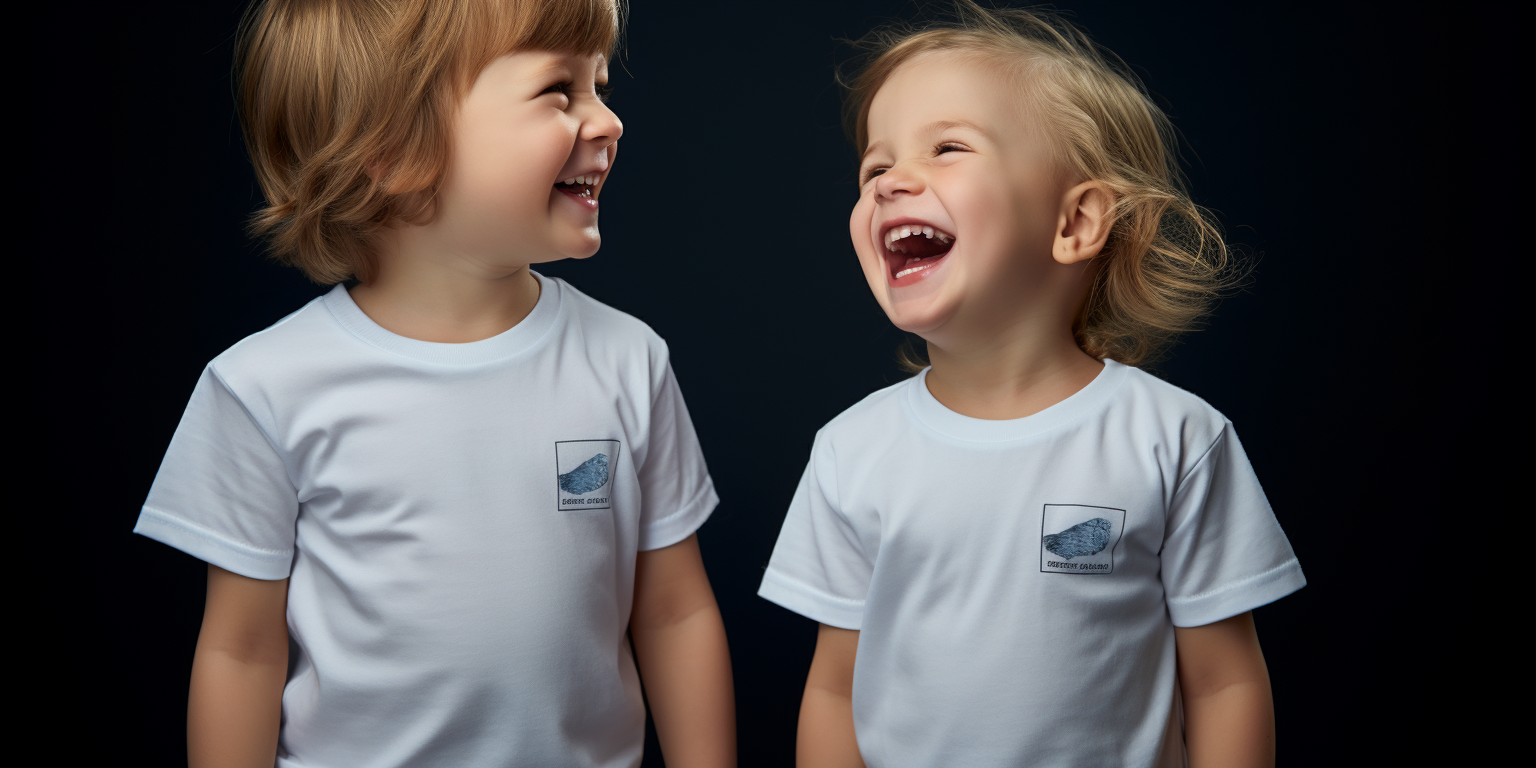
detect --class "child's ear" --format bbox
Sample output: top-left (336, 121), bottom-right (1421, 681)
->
top-left (365, 153), bottom-right (426, 197)
top-left (1052, 181), bottom-right (1114, 265)
top-left (365, 154), bottom-right (435, 221)
top-left (366, 156), bottom-right (406, 194)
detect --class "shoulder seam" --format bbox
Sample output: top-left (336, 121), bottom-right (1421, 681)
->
top-left (204, 365), bottom-right (302, 491)
top-left (1171, 421), bottom-right (1231, 497)
top-left (822, 434), bottom-right (842, 513)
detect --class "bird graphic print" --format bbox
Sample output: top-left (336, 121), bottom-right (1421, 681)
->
top-left (558, 453), bottom-right (610, 495)
top-left (1042, 518), bottom-right (1113, 560)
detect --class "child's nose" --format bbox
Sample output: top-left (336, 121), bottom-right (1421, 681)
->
top-left (581, 102), bottom-right (623, 147)
top-left (875, 163), bottom-right (924, 201)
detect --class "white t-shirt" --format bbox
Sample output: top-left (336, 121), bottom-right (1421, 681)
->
top-left (758, 361), bottom-right (1304, 768)
top-left (135, 273), bottom-right (717, 768)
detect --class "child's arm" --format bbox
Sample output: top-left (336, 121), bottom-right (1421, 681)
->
top-left (1174, 611), bottom-right (1275, 768)
top-left (630, 533), bottom-right (736, 767)
top-left (188, 564), bottom-right (289, 768)
top-left (798, 623), bottom-right (865, 768)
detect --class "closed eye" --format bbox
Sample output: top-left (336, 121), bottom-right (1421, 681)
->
top-left (863, 143), bottom-right (966, 184)
top-left (542, 81), bottom-right (572, 97)
top-left (596, 83), bottom-right (614, 103)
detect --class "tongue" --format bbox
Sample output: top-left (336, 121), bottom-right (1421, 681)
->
top-left (896, 236), bottom-right (952, 260)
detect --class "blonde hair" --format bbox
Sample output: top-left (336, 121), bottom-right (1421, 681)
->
top-left (844, 1), bottom-right (1240, 368)
top-left (237, 0), bottom-right (620, 284)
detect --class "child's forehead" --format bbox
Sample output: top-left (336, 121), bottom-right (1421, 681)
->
top-left (510, 46), bottom-right (609, 64)
top-left (481, 47), bottom-right (608, 73)
top-left (865, 52), bottom-right (1031, 144)
top-left (468, 48), bottom-right (609, 91)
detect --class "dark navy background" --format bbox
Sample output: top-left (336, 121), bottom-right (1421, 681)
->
top-left (58, 1), bottom-right (1451, 764)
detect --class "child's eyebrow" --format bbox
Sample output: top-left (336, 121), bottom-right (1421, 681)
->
top-left (922, 119), bottom-right (990, 138)
top-left (529, 58), bottom-right (574, 81)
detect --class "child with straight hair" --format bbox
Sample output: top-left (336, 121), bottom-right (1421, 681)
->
top-left (759, 3), bottom-right (1303, 766)
top-left (134, 1), bottom-right (735, 766)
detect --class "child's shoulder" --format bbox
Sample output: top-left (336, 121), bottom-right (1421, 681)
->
top-left (1113, 362), bottom-right (1234, 453)
top-left (1119, 363), bottom-right (1229, 417)
top-left (552, 275), bottom-right (667, 354)
top-left (814, 376), bottom-right (915, 445)
top-left (206, 292), bottom-right (337, 388)
top-left (547, 278), bottom-right (678, 391)
top-left (208, 276), bottom-right (673, 390)
top-left (812, 363), bottom-right (1236, 452)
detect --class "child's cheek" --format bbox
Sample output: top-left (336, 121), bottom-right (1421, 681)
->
top-left (464, 119), bottom-right (570, 210)
top-left (850, 193), bottom-right (885, 293)
top-left (461, 161), bottom-right (539, 227)
top-left (850, 193), bottom-right (876, 254)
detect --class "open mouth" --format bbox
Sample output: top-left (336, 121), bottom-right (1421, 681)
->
top-left (881, 222), bottom-right (955, 282)
top-left (555, 173), bottom-right (600, 202)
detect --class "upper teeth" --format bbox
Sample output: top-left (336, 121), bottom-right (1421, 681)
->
top-left (884, 225), bottom-right (952, 250)
top-left (563, 174), bottom-right (598, 185)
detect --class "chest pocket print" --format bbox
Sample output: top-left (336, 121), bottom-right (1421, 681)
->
top-left (555, 439), bottom-right (621, 511)
top-left (1039, 504), bottom-right (1126, 574)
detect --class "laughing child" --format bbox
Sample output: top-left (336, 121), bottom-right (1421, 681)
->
top-left (759, 3), bottom-right (1304, 766)
top-left (134, 1), bottom-right (735, 765)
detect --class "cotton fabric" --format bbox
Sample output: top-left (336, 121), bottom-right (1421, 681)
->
top-left (759, 361), bottom-right (1303, 768)
top-left (136, 273), bottom-right (717, 768)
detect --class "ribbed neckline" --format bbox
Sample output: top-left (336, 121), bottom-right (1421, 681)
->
top-left (905, 359), bottom-right (1129, 444)
top-left (322, 271), bottom-right (563, 365)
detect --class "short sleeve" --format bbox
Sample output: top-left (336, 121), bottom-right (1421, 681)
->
top-left (1161, 423), bottom-right (1305, 627)
top-left (757, 433), bottom-right (872, 630)
top-left (133, 366), bottom-right (299, 580)
top-left (635, 361), bottom-right (719, 551)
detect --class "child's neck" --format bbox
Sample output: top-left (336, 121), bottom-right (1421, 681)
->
top-left (923, 326), bottom-right (1104, 421)
top-left (347, 228), bottom-right (543, 344)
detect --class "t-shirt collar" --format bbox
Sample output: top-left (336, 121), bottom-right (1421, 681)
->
top-left (322, 270), bottom-right (563, 365)
top-left (906, 359), bottom-right (1129, 443)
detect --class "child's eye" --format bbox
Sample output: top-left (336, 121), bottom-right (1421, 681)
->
top-left (934, 143), bottom-right (967, 155)
top-left (861, 167), bottom-right (887, 185)
top-left (595, 83), bottom-right (614, 103)
top-left (542, 81), bottom-right (572, 97)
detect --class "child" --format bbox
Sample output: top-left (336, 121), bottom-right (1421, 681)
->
top-left (758, 3), bottom-right (1303, 767)
top-left (134, 1), bottom-right (735, 766)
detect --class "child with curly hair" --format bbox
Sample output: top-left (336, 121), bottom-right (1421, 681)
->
top-left (759, 3), bottom-right (1303, 766)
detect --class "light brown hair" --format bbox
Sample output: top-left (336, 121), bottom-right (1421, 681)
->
top-left (237, 0), bottom-right (620, 284)
top-left (843, 1), bottom-right (1241, 368)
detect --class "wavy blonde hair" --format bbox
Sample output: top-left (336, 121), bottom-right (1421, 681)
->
top-left (237, 0), bottom-right (620, 284)
top-left (844, 1), bottom-right (1241, 368)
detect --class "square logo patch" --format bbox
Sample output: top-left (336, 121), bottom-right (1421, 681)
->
top-left (555, 440), bottom-right (620, 510)
top-left (1039, 504), bottom-right (1126, 574)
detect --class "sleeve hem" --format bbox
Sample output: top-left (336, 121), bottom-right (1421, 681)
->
top-left (637, 479), bottom-right (719, 551)
top-left (757, 568), bottom-right (864, 630)
top-left (1166, 558), bottom-right (1306, 627)
top-left (133, 506), bottom-right (294, 581)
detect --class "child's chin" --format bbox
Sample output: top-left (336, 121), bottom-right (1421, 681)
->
top-left (549, 229), bottom-right (601, 260)
top-left (883, 295), bottom-right (956, 337)
top-left (529, 242), bottom-right (598, 265)
top-left (882, 277), bottom-right (955, 326)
